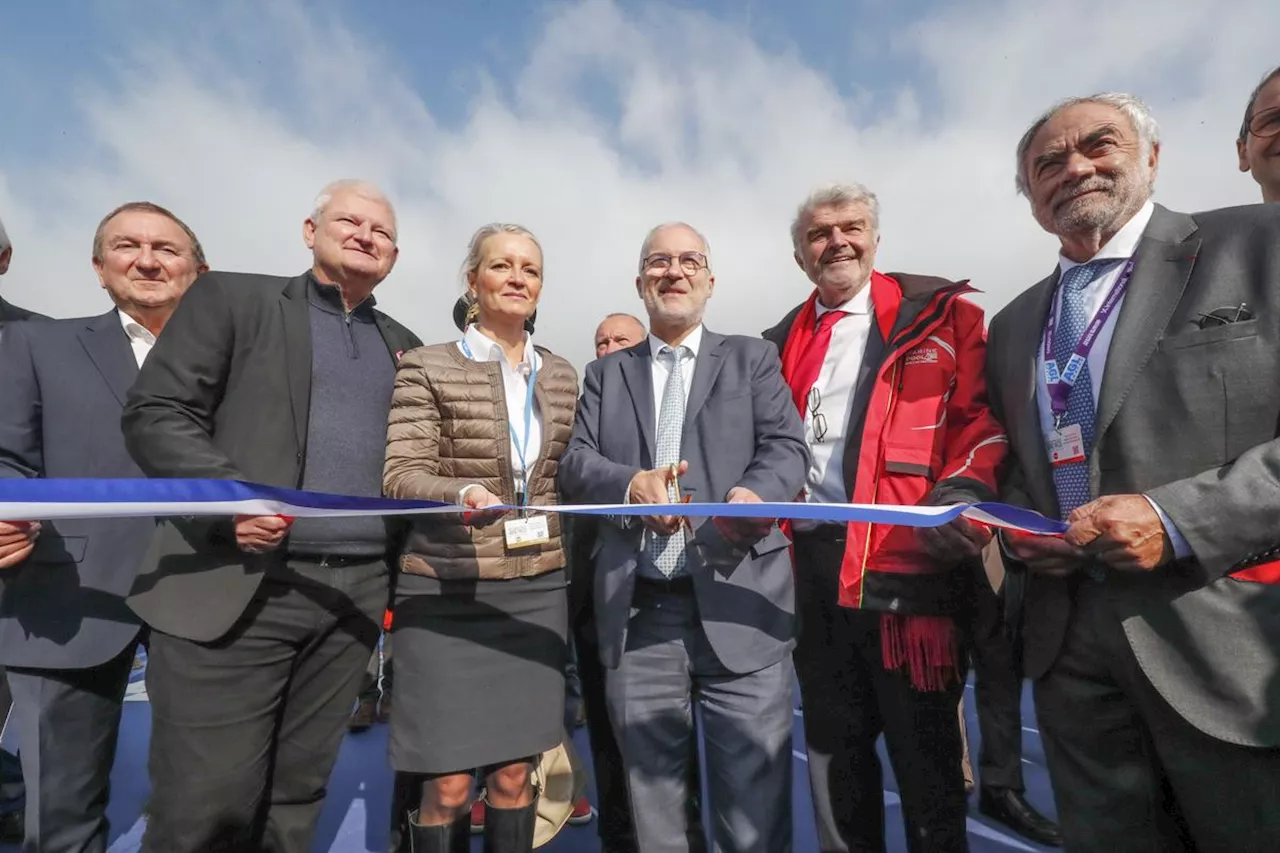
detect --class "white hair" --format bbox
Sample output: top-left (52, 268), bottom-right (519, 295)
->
top-left (310, 179), bottom-right (397, 228)
top-left (637, 222), bottom-right (713, 272)
top-left (1014, 92), bottom-right (1160, 196)
top-left (0, 215), bottom-right (10, 256)
top-left (790, 183), bottom-right (881, 250)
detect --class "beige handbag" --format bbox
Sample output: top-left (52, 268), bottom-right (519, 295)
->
top-left (531, 733), bottom-right (589, 847)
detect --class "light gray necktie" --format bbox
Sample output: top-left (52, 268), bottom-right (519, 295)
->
top-left (647, 345), bottom-right (689, 577)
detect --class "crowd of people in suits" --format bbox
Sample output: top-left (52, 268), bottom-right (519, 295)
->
top-left (0, 67), bottom-right (1278, 853)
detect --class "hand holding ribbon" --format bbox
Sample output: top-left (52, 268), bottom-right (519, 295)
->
top-left (234, 514), bottom-right (293, 554)
top-left (1063, 495), bottom-right (1172, 572)
top-left (713, 486), bottom-right (775, 546)
top-left (0, 520), bottom-right (40, 570)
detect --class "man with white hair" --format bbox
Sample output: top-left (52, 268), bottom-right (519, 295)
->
top-left (121, 179), bottom-right (422, 852)
top-left (988, 92), bottom-right (1280, 849)
top-left (763, 184), bottom-right (1008, 851)
top-left (0, 216), bottom-right (45, 329)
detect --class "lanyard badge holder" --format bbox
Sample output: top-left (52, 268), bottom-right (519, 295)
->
top-left (461, 337), bottom-right (551, 550)
top-left (1043, 258), bottom-right (1134, 468)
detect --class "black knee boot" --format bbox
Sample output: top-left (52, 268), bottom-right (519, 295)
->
top-left (482, 800), bottom-right (537, 853)
top-left (407, 809), bottom-right (471, 853)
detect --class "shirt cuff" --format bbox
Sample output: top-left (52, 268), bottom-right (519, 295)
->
top-left (1143, 495), bottom-right (1193, 560)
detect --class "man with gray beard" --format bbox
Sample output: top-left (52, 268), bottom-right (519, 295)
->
top-left (987, 93), bottom-right (1280, 850)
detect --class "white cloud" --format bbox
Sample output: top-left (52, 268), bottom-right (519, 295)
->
top-left (1, 0), bottom-right (1275, 370)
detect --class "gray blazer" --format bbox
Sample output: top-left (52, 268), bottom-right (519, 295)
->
top-left (987, 203), bottom-right (1280, 747)
top-left (0, 312), bottom-right (147, 669)
top-left (558, 330), bottom-right (809, 674)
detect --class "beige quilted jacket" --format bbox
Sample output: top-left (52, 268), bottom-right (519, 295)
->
top-left (383, 342), bottom-right (579, 580)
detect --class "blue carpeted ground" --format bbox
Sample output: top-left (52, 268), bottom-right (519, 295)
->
top-left (1, 677), bottom-right (1057, 852)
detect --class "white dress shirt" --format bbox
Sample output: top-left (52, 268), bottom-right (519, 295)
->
top-left (647, 324), bottom-right (703, 423)
top-left (1032, 200), bottom-right (1189, 556)
top-left (802, 286), bottom-right (875, 509)
top-left (457, 325), bottom-right (544, 500)
top-left (119, 309), bottom-right (157, 368)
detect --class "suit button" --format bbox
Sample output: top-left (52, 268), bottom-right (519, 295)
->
top-left (295, 452), bottom-right (302, 462)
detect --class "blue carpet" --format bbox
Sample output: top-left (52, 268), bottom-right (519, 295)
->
top-left (1, 678), bottom-right (1057, 852)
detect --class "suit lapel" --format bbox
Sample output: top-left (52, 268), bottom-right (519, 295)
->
top-left (683, 330), bottom-right (726, 432)
top-left (279, 274), bottom-right (313, 454)
top-left (77, 311), bottom-right (138, 406)
top-left (620, 341), bottom-right (656, 463)
top-left (1007, 276), bottom-right (1060, 516)
top-left (1093, 207), bottom-right (1199, 453)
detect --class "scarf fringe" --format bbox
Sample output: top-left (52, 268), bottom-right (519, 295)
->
top-left (880, 613), bottom-right (960, 693)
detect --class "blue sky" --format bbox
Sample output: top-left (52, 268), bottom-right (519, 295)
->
top-left (2, 0), bottom-right (1275, 367)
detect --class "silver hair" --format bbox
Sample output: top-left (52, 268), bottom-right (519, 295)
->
top-left (459, 223), bottom-right (543, 290)
top-left (1014, 92), bottom-right (1160, 196)
top-left (1241, 66), bottom-right (1280, 142)
top-left (0, 215), bottom-right (9, 256)
top-left (790, 183), bottom-right (881, 251)
top-left (310, 179), bottom-right (397, 230)
top-left (638, 222), bottom-right (713, 272)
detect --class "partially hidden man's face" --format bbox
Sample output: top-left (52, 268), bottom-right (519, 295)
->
top-left (1238, 76), bottom-right (1280, 198)
top-left (594, 316), bottom-right (645, 358)
top-left (794, 201), bottom-right (879, 306)
top-left (304, 190), bottom-right (399, 285)
top-left (92, 210), bottom-right (206, 313)
top-left (635, 225), bottom-right (714, 329)
top-left (1023, 101), bottom-right (1157, 238)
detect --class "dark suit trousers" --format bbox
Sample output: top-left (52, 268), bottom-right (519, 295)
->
top-left (606, 580), bottom-right (793, 853)
top-left (793, 532), bottom-right (969, 853)
top-left (1035, 579), bottom-right (1280, 853)
top-left (5, 643), bottom-right (136, 853)
top-left (573, 599), bottom-right (639, 852)
top-left (140, 557), bottom-right (385, 853)
top-left (968, 568), bottom-right (1023, 791)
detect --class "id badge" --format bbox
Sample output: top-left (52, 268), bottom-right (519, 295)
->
top-left (504, 514), bottom-right (550, 549)
top-left (1048, 423), bottom-right (1086, 466)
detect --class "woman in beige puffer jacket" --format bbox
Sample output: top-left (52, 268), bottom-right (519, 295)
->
top-left (382, 223), bottom-right (578, 853)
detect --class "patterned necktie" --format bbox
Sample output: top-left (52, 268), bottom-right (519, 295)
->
top-left (647, 345), bottom-right (689, 577)
top-left (1049, 259), bottom-right (1121, 518)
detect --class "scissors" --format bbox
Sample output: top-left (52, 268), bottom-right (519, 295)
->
top-left (668, 463), bottom-right (694, 532)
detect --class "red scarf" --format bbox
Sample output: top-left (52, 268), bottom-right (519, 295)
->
top-left (780, 275), bottom-right (961, 693)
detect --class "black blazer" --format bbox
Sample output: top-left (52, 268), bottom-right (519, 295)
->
top-left (121, 271), bottom-right (422, 643)
top-left (0, 311), bottom-right (147, 668)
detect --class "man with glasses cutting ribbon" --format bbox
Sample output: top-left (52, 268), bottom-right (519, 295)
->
top-left (764, 183), bottom-right (1009, 853)
top-left (560, 222), bottom-right (808, 853)
top-left (987, 92), bottom-right (1280, 851)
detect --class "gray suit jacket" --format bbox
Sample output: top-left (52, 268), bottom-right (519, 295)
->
top-left (558, 330), bottom-right (809, 674)
top-left (0, 297), bottom-right (45, 327)
top-left (987, 203), bottom-right (1280, 747)
top-left (0, 312), bottom-right (147, 669)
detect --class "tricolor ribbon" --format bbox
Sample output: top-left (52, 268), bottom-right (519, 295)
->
top-left (0, 478), bottom-right (1067, 535)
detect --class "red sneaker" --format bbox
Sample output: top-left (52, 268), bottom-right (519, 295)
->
top-left (567, 795), bottom-right (595, 826)
top-left (470, 798), bottom-right (486, 834)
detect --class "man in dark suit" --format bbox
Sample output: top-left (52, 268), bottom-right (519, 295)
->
top-left (559, 222), bottom-right (809, 853)
top-left (1238, 66), bottom-right (1280, 202)
top-left (0, 212), bottom-right (49, 846)
top-left (0, 201), bottom-right (207, 852)
top-left (121, 179), bottom-right (422, 853)
top-left (988, 92), bottom-right (1280, 851)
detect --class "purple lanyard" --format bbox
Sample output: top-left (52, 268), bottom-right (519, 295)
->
top-left (1042, 257), bottom-right (1135, 426)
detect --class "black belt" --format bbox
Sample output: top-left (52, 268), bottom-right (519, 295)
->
top-left (634, 574), bottom-right (694, 594)
top-left (289, 553), bottom-right (381, 569)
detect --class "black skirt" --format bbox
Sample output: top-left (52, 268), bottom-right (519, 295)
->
top-left (389, 569), bottom-right (568, 774)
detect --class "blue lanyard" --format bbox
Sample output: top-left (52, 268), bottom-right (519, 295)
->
top-left (460, 338), bottom-right (539, 505)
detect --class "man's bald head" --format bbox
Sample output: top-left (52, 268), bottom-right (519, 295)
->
top-left (594, 313), bottom-right (646, 358)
